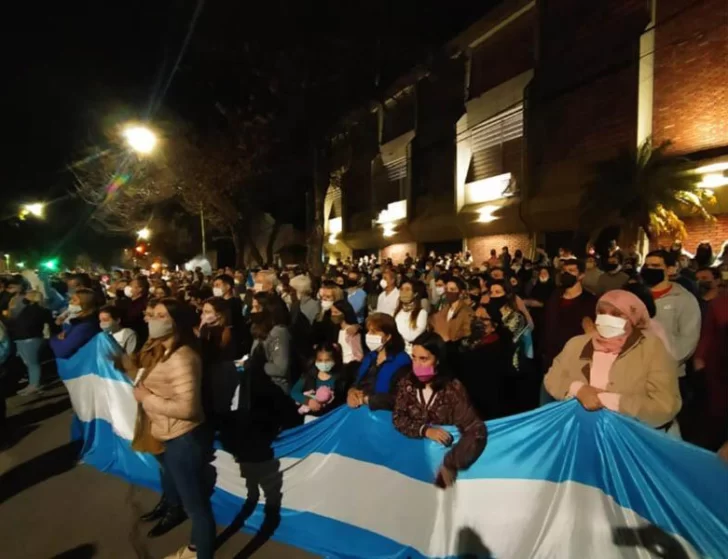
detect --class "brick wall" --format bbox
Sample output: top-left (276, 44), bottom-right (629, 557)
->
top-left (469, 9), bottom-right (535, 98)
top-left (653, 0), bottom-right (728, 154)
top-left (653, 213), bottom-right (728, 252)
top-left (466, 233), bottom-right (532, 266)
top-left (528, 0), bottom-right (647, 203)
top-left (380, 242), bottom-right (418, 264)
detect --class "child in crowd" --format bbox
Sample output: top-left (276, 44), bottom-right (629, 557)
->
top-left (290, 342), bottom-right (347, 421)
top-left (99, 305), bottom-right (138, 354)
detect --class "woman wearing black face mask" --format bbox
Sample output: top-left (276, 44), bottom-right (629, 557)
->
top-left (486, 280), bottom-right (529, 376)
top-left (458, 305), bottom-right (515, 419)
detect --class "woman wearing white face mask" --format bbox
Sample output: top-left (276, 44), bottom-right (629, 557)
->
top-left (347, 312), bottom-right (411, 411)
top-left (311, 282), bottom-right (343, 347)
top-left (544, 290), bottom-right (681, 430)
top-left (50, 288), bottom-right (101, 360)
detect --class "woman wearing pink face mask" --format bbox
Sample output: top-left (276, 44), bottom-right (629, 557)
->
top-left (392, 332), bottom-right (487, 488)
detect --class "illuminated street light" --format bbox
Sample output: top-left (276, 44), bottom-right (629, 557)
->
top-left (19, 202), bottom-right (45, 220)
top-left (123, 125), bottom-right (158, 155)
top-left (137, 227), bottom-right (151, 240)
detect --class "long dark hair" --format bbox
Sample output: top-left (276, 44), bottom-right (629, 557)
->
top-left (332, 299), bottom-right (358, 325)
top-left (203, 297), bottom-right (232, 327)
top-left (393, 279), bottom-right (424, 330)
top-left (487, 279), bottom-right (517, 311)
top-left (201, 297), bottom-right (233, 348)
top-left (411, 332), bottom-right (451, 391)
top-left (159, 297), bottom-right (199, 357)
top-left (251, 292), bottom-right (276, 340)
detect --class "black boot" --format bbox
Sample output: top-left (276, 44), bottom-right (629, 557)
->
top-left (140, 497), bottom-right (168, 523)
top-left (147, 506), bottom-right (187, 538)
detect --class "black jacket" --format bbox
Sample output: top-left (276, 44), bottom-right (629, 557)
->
top-left (10, 301), bottom-right (53, 341)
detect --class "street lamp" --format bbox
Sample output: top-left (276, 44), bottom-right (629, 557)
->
top-left (123, 125), bottom-right (158, 155)
top-left (137, 227), bottom-right (151, 240)
top-left (19, 202), bottom-right (45, 220)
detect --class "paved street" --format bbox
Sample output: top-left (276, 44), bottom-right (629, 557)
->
top-left (0, 382), bottom-right (317, 559)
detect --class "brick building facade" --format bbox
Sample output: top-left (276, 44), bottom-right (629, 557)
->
top-left (321, 0), bottom-right (727, 264)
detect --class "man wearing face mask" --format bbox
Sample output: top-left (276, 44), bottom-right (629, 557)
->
top-left (696, 267), bottom-right (721, 308)
top-left (345, 271), bottom-right (367, 324)
top-left (581, 255), bottom-right (602, 295)
top-left (596, 255), bottom-right (629, 296)
top-left (213, 274), bottom-right (244, 351)
top-left (641, 250), bottom-right (701, 379)
top-left (375, 270), bottom-right (399, 317)
top-left (541, 259), bottom-right (597, 387)
top-left (120, 276), bottom-right (150, 352)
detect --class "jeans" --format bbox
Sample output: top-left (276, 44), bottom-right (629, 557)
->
top-left (158, 425), bottom-right (216, 559)
top-left (15, 338), bottom-right (44, 388)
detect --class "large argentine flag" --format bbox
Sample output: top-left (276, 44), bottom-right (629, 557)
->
top-left (58, 334), bottom-right (728, 558)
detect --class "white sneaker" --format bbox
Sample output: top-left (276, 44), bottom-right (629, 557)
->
top-left (17, 385), bottom-right (42, 397)
top-left (163, 545), bottom-right (197, 559)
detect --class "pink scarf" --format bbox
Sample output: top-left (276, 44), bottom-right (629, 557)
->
top-left (591, 290), bottom-right (650, 354)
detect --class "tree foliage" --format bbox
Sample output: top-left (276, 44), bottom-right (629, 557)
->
top-left (579, 139), bottom-right (715, 241)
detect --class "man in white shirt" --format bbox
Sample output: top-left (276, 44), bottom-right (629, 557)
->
top-left (376, 270), bottom-right (399, 316)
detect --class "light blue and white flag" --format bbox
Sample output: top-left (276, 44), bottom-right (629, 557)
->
top-left (57, 334), bottom-right (728, 558)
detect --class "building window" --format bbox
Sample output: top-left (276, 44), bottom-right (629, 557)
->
top-left (466, 104), bottom-right (523, 184)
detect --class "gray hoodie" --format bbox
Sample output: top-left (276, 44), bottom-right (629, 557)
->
top-left (652, 282), bottom-right (701, 377)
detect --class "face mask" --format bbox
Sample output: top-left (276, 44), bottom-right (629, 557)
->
top-left (212, 287), bottom-right (225, 298)
top-left (379, 278), bottom-right (388, 290)
top-left (315, 361), bottom-right (335, 373)
top-left (698, 280), bottom-right (713, 294)
top-left (321, 300), bottom-right (334, 311)
top-left (249, 311), bottom-right (265, 324)
top-left (595, 314), bottom-right (628, 339)
top-left (488, 297), bottom-right (506, 312)
top-left (469, 294), bottom-right (480, 303)
top-left (253, 282), bottom-right (264, 293)
top-left (148, 319), bottom-right (174, 340)
top-left (435, 286), bottom-right (445, 297)
top-left (365, 333), bottom-right (383, 352)
top-left (67, 304), bottom-right (83, 317)
top-left (640, 267), bottom-right (665, 287)
top-left (123, 285), bottom-right (134, 298)
top-left (201, 311), bottom-right (218, 325)
top-left (412, 363), bottom-right (436, 383)
top-left (444, 291), bottom-right (460, 304)
top-left (560, 272), bottom-right (578, 289)
top-left (100, 321), bottom-right (117, 332)
top-left (604, 262), bottom-right (619, 273)
top-left (399, 293), bottom-right (415, 304)
top-left (539, 276), bottom-right (549, 283)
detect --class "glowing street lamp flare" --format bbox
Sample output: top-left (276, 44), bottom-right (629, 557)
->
top-left (123, 125), bottom-right (158, 154)
top-left (137, 228), bottom-right (151, 240)
top-left (19, 202), bottom-right (45, 220)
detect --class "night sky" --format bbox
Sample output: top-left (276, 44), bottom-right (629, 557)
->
top-left (1, 0), bottom-right (494, 266)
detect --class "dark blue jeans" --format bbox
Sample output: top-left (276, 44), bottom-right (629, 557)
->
top-left (158, 425), bottom-right (216, 559)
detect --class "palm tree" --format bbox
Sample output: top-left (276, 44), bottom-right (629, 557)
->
top-left (579, 138), bottom-right (715, 244)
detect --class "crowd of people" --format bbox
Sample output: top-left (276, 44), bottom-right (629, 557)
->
top-left (0, 238), bottom-right (726, 559)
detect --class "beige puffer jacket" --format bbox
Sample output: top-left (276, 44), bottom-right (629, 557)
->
top-left (141, 345), bottom-right (204, 441)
